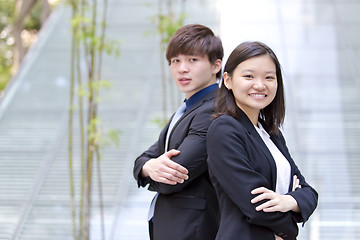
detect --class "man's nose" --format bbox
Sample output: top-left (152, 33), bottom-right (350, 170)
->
top-left (179, 61), bottom-right (189, 72)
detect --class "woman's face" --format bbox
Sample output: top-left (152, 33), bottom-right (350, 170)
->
top-left (224, 54), bottom-right (278, 121)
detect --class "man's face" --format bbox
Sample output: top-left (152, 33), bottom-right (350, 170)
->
top-left (169, 54), bottom-right (221, 99)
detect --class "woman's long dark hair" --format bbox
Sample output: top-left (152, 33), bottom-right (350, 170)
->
top-left (214, 41), bottom-right (285, 134)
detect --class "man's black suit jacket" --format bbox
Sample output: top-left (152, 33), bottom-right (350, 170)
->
top-left (134, 90), bottom-right (219, 240)
top-left (206, 110), bottom-right (318, 240)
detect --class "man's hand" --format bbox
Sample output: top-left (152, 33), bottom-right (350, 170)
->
top-left (141, 149), bottom-right (189, 185)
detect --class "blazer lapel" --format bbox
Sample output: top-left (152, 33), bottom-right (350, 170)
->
top-left (167, 90), bottom-right (216, 139)
top-left (270, 133), bottom-right (295, 190)
top-left (159, 120), bottom-right (171, 152)
top-left (270, 134), bottom-right (291, 160)
top-left (238, 110), bottom-right (277, 189)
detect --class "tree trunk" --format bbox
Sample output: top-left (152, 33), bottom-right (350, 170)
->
top-left (41, 0), bottom-right (51, 25)
top-left (12, 0), bottom-right (37, 73)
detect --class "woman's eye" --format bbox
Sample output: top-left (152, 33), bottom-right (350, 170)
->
top-left (266, 76), bottom-right (275, 80)
top-left (190, 58), bottom-right (198, 62)
top-left (171, 59), bottom-right (179, 63)
top-left (244, 75), bottom-right (253, 79)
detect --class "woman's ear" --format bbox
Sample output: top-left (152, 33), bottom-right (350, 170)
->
top-left (223, 72), bottom-right (232, 90)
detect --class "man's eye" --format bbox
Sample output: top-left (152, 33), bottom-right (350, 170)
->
top-left (190, 58), bottom-right (198, 62)
top-left (172, 59), bottom-right (179, 63)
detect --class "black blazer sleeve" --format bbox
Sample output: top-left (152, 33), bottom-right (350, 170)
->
top-left (133, 141), bottom-right (161, 188)
top-left (133, 118), bottom-right (170, 187)
top-left (274, 132), bottom-right (318, 223)
top-left (207, 116), bottom-right (299, 238)
top-left (148, 103), bottom-right (213, 194)
top-left (133, 96), bottom-right (214, 195)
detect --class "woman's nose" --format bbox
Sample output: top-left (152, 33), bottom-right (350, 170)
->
top-left (253, 79), bottom-right (266, 90)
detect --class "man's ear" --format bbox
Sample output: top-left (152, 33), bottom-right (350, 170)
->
top-left (212, 59), bottom-right (222, 75)
top-left (223, 72), bottom-right (232, 90)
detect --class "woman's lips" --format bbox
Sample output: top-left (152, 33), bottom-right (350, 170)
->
top-left (249, 93), bottom-right (267, 98)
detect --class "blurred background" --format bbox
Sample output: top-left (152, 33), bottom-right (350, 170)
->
top-left (0, 0), bottom-right (359, 239)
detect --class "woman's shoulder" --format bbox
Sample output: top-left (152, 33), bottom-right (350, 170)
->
top-left (212, 114), bottom-right (247, 126)
top-left (213, 114), bottom-right (238, 123)
top-left (209, 114), bottom-right (246, 134)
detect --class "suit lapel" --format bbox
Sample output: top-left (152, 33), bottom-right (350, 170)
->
top-left (238, 110), bottom-right (277, 189)
top-left (169, 90), bottom-right (215, 134)
top-left (270, 133), bottom-right (294, 190)
top-left (270, 134), bottom-right (290, 160)
top-left (159, 120), bottom-right (171, 152)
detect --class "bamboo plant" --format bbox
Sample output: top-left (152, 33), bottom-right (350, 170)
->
top-left (67, 0), bottom-right (119, 239)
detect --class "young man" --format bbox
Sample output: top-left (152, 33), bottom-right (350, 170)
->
top-left (133, 24), bottom-right (223, 240)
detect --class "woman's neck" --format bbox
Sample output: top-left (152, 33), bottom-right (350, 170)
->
top-left (237, 105), bottom-right (259, 126)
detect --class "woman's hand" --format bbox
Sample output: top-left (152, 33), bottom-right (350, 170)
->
top-left (251, 187), bottom-right (298, 212)
top-left (292, 175), bottom-right (301, 191)
top-left (275, 234), bottom-right (284, 240)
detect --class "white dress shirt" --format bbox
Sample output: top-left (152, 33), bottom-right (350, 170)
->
top-left (254, 123), bottom-right (291, 194)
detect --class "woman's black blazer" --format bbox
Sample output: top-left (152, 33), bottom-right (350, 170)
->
top-left (206, 110), bottom-right (318, 240)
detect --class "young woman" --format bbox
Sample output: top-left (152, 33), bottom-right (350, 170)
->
top-left (206, 41), bottom-right (318, 240)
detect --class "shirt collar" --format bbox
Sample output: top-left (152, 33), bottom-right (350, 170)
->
top-left (184, 83), bottom-right (218, 111)
top-left (254, 122), bottom-right (270, 139)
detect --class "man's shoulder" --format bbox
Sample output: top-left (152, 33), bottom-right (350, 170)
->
top-left (186, 91), bottom-right (216, 113)
top-left (197, 88), bottom-right (217, 106)
top-left (202, 87), bottom-right (217, 101)
top-left (192, 97), bottom-right (215, 115)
